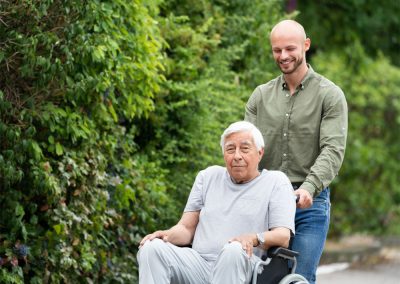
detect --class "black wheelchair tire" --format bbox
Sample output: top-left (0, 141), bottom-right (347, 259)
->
top-left (278, 273), bottom-right (309, 284)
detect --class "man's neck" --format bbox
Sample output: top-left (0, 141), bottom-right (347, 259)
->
top-left (284, 63), bottom-right (308, 95)
top-left (231, 171), bottom-right (261, 184)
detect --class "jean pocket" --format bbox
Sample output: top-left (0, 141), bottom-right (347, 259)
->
top-left (312, 198), bottom-right (330, 217)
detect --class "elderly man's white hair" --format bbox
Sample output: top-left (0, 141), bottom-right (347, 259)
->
top-left (220, 121), bottom-right (265, 153)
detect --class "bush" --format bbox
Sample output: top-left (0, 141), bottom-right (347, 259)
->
top-left (0, 0), bottom-right (287, 282)
top-left (0, 1), bottom-right (169, 282)
top-left (312, 45), bottom-right (400, 236)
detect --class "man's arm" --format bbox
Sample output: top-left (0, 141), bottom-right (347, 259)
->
top-left (229, 227), bottom-right (291, 257)
top-left (298, 87), bottom-right (348, 207)
top-left (257, 227), bottom-right (291, 249)
top-left (139, 211), bottom-right (200, 248)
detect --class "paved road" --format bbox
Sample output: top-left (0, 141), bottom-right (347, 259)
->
top-left (317, 261), bottom-right (400, 284)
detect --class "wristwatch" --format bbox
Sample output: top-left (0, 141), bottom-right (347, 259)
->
top-left (256, 232), bottom-right (265, 248)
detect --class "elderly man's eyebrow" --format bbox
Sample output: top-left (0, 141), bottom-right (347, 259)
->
top-left (224, 140), bottom-right (253, 147)
top-left (224, 141), bottom-right (235, 148)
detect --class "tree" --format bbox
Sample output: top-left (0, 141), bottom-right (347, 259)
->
top-left (296, 0), bottom-right (400, 65)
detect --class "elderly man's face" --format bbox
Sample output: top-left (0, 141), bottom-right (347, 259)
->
top-left (223, 131), bottom-right (263, 183)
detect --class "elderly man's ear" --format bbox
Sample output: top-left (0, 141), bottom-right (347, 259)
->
top-left (258, 149), bottom-right (264, 160)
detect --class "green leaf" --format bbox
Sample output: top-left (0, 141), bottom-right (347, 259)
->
top-left (53, 224), bottom-right (62, 235)
top-left (55, 143), bottom-right (63, 156)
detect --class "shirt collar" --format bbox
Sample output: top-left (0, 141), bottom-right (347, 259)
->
top-left (281, 64), bottom-right (315, 91)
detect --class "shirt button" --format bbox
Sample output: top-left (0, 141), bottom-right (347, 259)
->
top-left (285, 113), bottom-right (289, 117)
top-left (283, 153), bottom-right (287, 157)
top-left (283, 133), bottom-right (287, 136)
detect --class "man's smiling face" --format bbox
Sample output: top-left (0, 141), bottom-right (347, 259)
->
top-left (270, 21), bottom-right (310, 75)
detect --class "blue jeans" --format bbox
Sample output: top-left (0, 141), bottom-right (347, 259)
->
top-left (290, 188), bottom-right (330, 284)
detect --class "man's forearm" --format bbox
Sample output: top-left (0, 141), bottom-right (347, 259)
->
top-left (164, 224), bottom-right (195, 246)
top-left (304, 143), bottom-right (346, 196)
top-left (257, 228), bottom-right (291, 250)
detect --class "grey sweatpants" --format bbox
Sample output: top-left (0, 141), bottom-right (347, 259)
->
top-left (137, 238), bottom-right (260, 284)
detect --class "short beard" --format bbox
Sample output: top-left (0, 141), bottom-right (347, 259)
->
top-left (278, 57), bottom-right (304, 74)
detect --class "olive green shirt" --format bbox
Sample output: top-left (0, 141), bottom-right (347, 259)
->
top-left (245, 66), bottom-right (348, 197)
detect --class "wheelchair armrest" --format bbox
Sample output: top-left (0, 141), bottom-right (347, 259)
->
top-left (265, 246), bottom-right (299, 259)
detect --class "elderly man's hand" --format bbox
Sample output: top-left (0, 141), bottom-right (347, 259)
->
top-left (295, 189), bottom-right (313, 208)
top-left (229, 233), bottom-right (257, 257)
top-left (139, 230), bottom-right (169, 248)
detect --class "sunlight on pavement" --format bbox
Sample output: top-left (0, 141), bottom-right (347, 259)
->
top-left (317, 262), bottom-right (350, 275)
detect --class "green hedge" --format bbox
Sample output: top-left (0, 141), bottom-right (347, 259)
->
top-left (0, 0), bottom-right (287, 282)
top-left (0, 0), bottom-right (171, 282)
top-left (312, 46), bottom-right (400, 236)
top-left (2, 0), bottom-right (399, 282)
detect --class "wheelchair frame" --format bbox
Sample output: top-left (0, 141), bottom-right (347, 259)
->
top-left (252, 247), bottom-right (309, 284)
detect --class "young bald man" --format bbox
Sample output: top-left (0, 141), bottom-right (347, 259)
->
top-left (245, 20), bottom-right (348, 283)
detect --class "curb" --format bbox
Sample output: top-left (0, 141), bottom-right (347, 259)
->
top-left (320, 243), bottom-right (381, 265)
top-left (319, 235), bottom-right (400, 265)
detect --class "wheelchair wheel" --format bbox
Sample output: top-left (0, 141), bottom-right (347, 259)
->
top-left (278, 273), bottom-right (309, 284)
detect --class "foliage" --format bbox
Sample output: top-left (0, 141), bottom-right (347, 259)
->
top-left (296, 0), bottom-right (400, 66)
top-left (137, 0), bottom-right (288, 206)
top-left (2, 0), bottom-right (399, 282)
top-left (0, 0), bottom-right (287, 282)
top-left (311, 46), bottom-right (400, 236)
top-left (296, 0), bottom-right (400, 236)
top-left (1, 0), bottom-right (169, 282)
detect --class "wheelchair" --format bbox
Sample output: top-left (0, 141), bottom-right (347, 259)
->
top-left (252, 247), bottom-right (309, 284)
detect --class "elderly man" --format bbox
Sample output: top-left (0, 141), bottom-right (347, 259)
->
top-left (137, 121), bottom-right (296, 284)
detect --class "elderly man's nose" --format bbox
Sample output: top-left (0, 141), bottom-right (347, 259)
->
top-left (234, 149), bottom-right (242, 159)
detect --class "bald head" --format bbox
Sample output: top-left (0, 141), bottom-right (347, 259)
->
top-left (270, 20), bottom-right (307, 43)
top-left (269, 20), bottom-right (310, 76)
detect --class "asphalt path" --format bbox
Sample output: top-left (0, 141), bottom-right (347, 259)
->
top-left (317, 260), bottom-right (400, 284)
